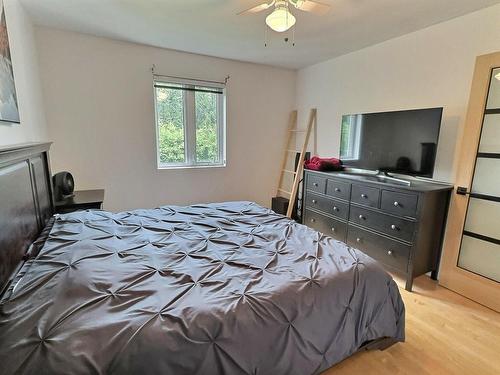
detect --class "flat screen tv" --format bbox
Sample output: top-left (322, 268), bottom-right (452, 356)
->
top-left (339, 108), bottom-right (443, 178)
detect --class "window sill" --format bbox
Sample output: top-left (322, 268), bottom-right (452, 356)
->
top-left (157, 163), bottom-right (226, 171)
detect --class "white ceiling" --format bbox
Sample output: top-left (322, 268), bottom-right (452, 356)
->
top-left (20, 0), bottom-right (500, 69)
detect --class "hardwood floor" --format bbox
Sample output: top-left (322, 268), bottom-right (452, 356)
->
top-left (323, 275), bottom-right (500, 375)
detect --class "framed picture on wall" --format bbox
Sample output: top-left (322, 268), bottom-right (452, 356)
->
top-left (0, 0), bottom-right (20, 124)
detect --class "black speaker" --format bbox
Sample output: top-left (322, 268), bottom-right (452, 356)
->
top-left (53, 172), bottom-right (75, 201)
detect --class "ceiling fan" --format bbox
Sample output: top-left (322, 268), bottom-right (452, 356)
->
top-left (238, 0), bottom-right (331, 33)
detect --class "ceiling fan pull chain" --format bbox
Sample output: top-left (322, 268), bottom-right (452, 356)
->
top-left (292, 25), bottom-right (295, 46)
top-left (265, 25), bottom-right (268, 47)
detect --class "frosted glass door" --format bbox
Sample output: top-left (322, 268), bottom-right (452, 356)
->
top-left (457, 67), bottom-right (500, 282)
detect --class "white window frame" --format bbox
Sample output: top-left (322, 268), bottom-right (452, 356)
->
top-left (153, 76), bottom-right (227, 169)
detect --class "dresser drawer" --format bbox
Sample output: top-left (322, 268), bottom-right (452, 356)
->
top-left (351, 184), bottom-right (380, 208)
top-left (306, 174), bottom-right (327, 194)
top-left (304, 210), bottom-right (347, 241)
top-left (349, 206), bottom-right (416, 243)
top-left (381, 190), bottom-right (418, 218)
top-left (326, 179), bottom-right (351, 201)
top-left (305, 192), bottom-right (349, 220)
top-left (347, 225), bottom-right (410, 272)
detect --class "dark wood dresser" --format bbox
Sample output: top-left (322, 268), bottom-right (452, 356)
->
top-left (303, 170), bottom-right (453, 291)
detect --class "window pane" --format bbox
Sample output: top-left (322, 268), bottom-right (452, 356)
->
top-left (478, 114), bottom-right (500, 153)
top-left (156, 86), bottom-right (185, 164)
top-left (471, 158), bottom-right (500, 196)
top-left (486, 67), bottom-right (500, 110)
top-left (464, 198), bottom-right (500, 240)
top-left (195, 89), bottom-right (219, 163)
top-left (458, 235), bottom-right (500, 282)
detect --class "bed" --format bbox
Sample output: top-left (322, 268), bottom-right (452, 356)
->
top-left (0, 143), bottom-right (405, 375)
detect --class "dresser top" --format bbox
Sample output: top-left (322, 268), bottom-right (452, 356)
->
top-left (305, 170), bottom-right (454, 193)
top-left (55, 189), bottom-right (105, 208)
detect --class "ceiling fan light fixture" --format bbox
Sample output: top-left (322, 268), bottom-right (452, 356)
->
top-left (495, 72), bottom-right (500, 81)
top-left (266, 6), bottom-right (296, 32)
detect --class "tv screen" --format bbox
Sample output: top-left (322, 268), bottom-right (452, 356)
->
top-left (340, 108), bottom-right (443, 178)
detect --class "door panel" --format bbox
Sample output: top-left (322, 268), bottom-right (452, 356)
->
top-left (464, 198), bottom-right (500, 239)
top-left (471, 158), bottom-right (500, 196)
top-left (440, 54), bottom-right (500, 312)
top-left (457, 67), bottom-right (500, 282)
top-left (478, 114), bottom-right (500, 153)
top-left (486, 69), bottom-right (500, 109)
top-left (458, 235), bottom-right (500, 282)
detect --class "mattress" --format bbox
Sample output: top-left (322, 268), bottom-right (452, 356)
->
top-left (0, 201), bottom-right (405, 374)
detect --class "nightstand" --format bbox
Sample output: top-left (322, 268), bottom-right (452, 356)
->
top-left (55, 189), bottom-right (105, 214)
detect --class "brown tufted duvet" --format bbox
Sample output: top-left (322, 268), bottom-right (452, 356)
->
top-left (0, 201), bottom-right (404, 374)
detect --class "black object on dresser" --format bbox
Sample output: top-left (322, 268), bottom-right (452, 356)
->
top-left (55, 189), bottom-right (105, 214)
top-left (272, 196), bottom-right (290, 217)
top-left (53, 171), bottom-right (75, 201)
top-left (303, 170), bottom-right (453, 291)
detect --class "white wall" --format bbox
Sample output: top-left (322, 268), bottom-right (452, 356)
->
top-left (31, 4), bottom-right (500, 211)
top-left (296, 4), bottom-right (500, 183)
top-left (36, 28), bottom-right (296, 211)
top-left (0, 0), bottom-right (47, 146)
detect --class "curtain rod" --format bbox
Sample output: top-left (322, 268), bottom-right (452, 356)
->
top-left (151, 64), bottom-right (230, 85)
top-left (153, 84), bottom-right (224, 95)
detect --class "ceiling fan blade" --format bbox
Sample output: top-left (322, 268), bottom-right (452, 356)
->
top-left (237, 2), bottom-right (274, 16)
top-left (295, 0), bottom-right (331, 15)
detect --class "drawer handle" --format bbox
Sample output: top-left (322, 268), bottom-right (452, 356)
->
top-left (310, 218), bottom-right (316, 223)
top-left (387, 250), bottom-right (393, 256)
top-left (333, 206), bottom-right (339, 212)
top-left (313, 182), bottom-right (319, 187)
top-left (359, 214), bottom-right (365, 220)
top-left (356, 237), bottom-right (361, 243)
top-left (391, 224), bottom-right (399, 231)
top-left (312, 199), bottom-right (317, 204)
top-left (335, 187), bottom-right (341, 192)
top-left (393, 201), bottom-right (400, 207)
top-left (331, 227), bottom-right (336, 232)
top-left (361, 194), bottom-right (368, 199)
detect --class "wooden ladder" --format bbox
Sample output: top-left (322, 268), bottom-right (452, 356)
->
top-left (276, 108), bottom-right (317, 218)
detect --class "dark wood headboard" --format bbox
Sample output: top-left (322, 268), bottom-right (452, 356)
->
top-left (0, 142), bottom-right (54, 293)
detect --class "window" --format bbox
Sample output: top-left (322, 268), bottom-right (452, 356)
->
top-left (154, 76), bottom-right (226, 168)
